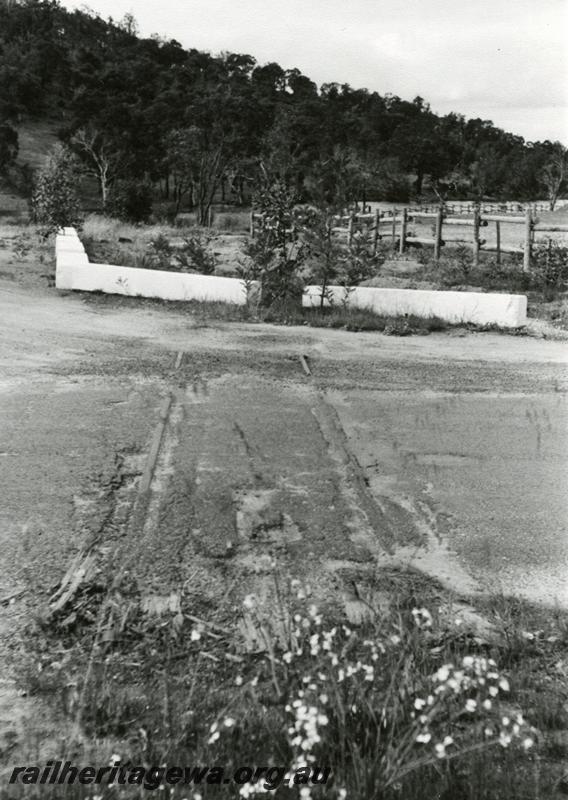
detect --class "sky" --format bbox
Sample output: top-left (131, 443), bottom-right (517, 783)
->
top-left (62, 0), bottom-right (568, 144)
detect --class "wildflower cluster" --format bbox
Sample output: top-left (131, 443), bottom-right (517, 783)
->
top-left (202, 582), bottom-right (536, 798)
top-left (409, 655), bottom-right (535, 762)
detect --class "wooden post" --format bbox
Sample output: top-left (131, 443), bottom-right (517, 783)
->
top-left (348, 212), bottom-right (355, 247)
top-left (208, 207), bottom-right (213, 228)
top-left (495, 221), bottom-right (501, 265)
top-left (523, 206), bottom-right (532, 272)
top-left (399, 207), bottom-right (408, 254)
top-left (434, 205), bottom-right (443, 260)
top-left (391, 209), bottom-right (397, 249)
top-left (372, 209), bottom-right (380, 256)
top-left (472, 204), bottom-right (481, 266)
top-left (249, 211), bottom-right (255, 238)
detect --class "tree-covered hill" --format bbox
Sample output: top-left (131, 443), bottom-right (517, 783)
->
top-left (0, 0), bottom-right (566, 217)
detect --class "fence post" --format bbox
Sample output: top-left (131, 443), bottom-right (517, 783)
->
top-left (495, 221), bottom-right (501, 265)
top-left (249, 211), bottom-right (255, 238)
top-left (523, 206), bottom-right (532, 272)
top-left (434, 205), bottom-right (443, 260)
top-left (472, 204), bottom-right (481, 266)
top-left (372, 208), bottom-right (380, 256)
top-left (399, 207), bottom-right (408, 254)
top-left (348, 212), bottom-right (355, 247)
top-left (391, 209), bottom-right (397, 250)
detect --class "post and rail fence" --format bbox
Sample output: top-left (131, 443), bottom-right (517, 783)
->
top-left (250, 203), bottom-right (568, 271)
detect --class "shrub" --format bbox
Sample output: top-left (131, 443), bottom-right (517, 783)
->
top-left (530, 240), bottom-right (568, 296)
top-left (107, 179), bottom-right (154, 223)
top-left (212, 211), bottom-right (250, 232)
top-left (174, 231), bottom-right (217, 274)
top-left (30, 143), bottom-right (83, 233)
top-left (150, 201), bottom-right (178, 224)
top-left (240, 181), bottom-right (305, 312)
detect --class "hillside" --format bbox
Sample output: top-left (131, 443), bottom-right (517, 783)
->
top-left (0, 0), bottom-right (565, 219)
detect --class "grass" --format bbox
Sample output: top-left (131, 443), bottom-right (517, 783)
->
top-left (211, 210), bottom-right (251, 233)
top-left (14, 564), bottom-right (568, 799)
top-left (1, 214), bottom-right (564, 334)
top-left (82, 292), bottom-right (532, 337)
top-left (80, 214), bottom-right (180, 244)
top-left (80, 292), bottom-right (455, 335)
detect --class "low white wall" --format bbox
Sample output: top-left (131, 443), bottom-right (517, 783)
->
top-left (55, 228), bottom-right (251, 305)
top-left (55, 228), bottom-right (527, 326)
top-left (303, 285), bottom-right (527, 327)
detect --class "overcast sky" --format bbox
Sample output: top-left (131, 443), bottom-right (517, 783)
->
top-left (63, 0), bottom-right (568, 144)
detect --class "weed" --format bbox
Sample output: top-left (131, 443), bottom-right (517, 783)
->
top-left (174, 232), bottom-right (217, 275)
top-left (530, 240), bottom-right (568, 298)
top-left (11, 231), bottom-right (33, 261)
top-left (20, 569), bottom-right (563, 800)
top-left (212, 211), bottom-right (251, 233)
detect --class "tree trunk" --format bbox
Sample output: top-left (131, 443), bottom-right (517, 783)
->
top-left (100, 176), bottom-right (108, 211)
top-left (237, 177), bottom-right (245, 206)
top-left (415, 170), bottom-right (424, 196)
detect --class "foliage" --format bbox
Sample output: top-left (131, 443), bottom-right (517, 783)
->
top-left (30, 143), bottom-right (83, 233)
top-left (0, 1), bottom-right (564, 211)
top-left (539, 144), bottom-right (568, 211)
top-left (173, 232), bottom-right (217, 275)
top-left (107, 179), bottom-right (154, 223)
top-left (299, 208), bottom-right (380, 307)
top-left (530, 240), bottom-right (568, 294)
top-left (212, 587), bottom-right (536, 799)
top-left (28, 559), bottom-right (561, 800)
top-left (0, 122), bottom-right (18, 174)
top-left (240, 181), bottom-right (305, 311)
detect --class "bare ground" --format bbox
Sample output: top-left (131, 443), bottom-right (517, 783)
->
top-left (0, 256), bottom-right (567, 786)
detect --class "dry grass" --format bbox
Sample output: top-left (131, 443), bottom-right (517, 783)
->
top-left (80, 214), bottom-right (179, 243)
top-left (15, 565), bottom-right (568, 799)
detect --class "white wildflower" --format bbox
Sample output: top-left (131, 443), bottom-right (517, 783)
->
top-left (434, 743), bottom-right (446, 758)
top-left (499, 731), bottom-right (512, 748)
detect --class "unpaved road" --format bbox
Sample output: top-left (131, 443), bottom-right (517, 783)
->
top-left (0, 279), bottom-right (567, 765)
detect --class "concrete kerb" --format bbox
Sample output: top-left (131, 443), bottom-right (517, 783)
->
top-left (55, 227), bottom-right (253, 304)
top-left (55, 228), bottom-right (528, 326)
top-left (303, 285), bottom-right (527, 328)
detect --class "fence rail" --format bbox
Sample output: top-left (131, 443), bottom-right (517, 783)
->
top-left (251, 203), bottom-right (567, 270)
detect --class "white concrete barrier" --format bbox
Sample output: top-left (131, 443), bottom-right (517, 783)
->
top-left (55, 228), bottom-right (252, 305)
top-left (55, 228), bottom-right (527, 326)
top-left (303, 285), bottom-right (527, 327)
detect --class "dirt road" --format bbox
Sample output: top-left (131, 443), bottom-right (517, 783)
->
top-left (0, 278), bottom-right (567, 767)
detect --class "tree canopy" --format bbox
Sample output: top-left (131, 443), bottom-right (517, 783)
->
top-left (0, 0), bottom-right (565, 209)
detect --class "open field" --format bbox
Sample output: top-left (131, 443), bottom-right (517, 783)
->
top-left (0, 243), bottom-right (568, 796)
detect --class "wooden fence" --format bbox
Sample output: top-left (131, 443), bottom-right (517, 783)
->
top-left (251, 205), bottom-right (568, 271)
